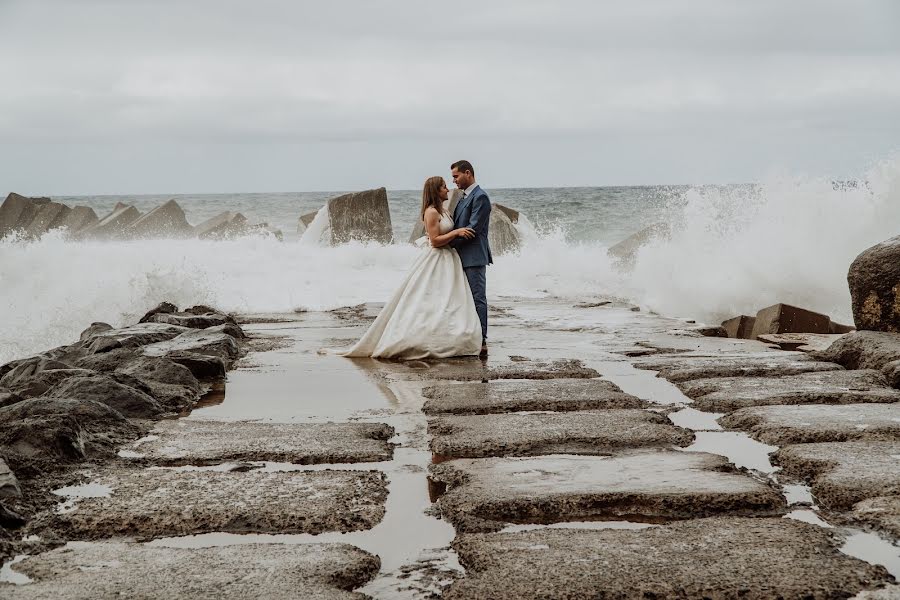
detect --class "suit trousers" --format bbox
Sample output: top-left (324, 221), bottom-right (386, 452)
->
top-left (464, 265), bottom-right (487, 343)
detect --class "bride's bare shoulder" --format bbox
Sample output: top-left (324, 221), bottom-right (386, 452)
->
top-left (423, 206), bottom-right (441, 219)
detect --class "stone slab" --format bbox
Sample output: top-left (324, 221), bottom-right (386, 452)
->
top-left (422, 379), bottom-right (645, 415)
top-left (720, 403), bottom-right (900, 445)
top-left (123, 420), bottom-right (395, 465)
top-left (380, 358), bottom-right (600, 382)
top-left (757, 333), bottom-right (846, 352)
top-left (430, 452), bottom-right (785, 532)
top-left (633, 353), bottom-right (842, 382)
top-left (428, 410), bottom-right (693, 459)
top-left (774, 441), bottom-right (900, 510)
top-left (2, 542), bottom-right (379, 599)
top-left (680, 369), bottom-right (900, 412)
top-left (851, 495), bottom-right (900, 539)
top-left (445, 517), bottom-right (892, 599)
top-left (41, 467), bottom-right (388, 539)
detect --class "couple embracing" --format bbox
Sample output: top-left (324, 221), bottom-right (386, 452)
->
top-left (343, 160), bottom-right (491, 360)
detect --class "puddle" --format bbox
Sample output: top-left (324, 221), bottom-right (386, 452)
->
top-left (841, 531), bottom-right (900, 578)
top-left (53, 482), bottom-right (113, 514)
top-left (782, 484), bottom-right (814, 505)
top-left (0, 555), bottom-right (32, 585)
top-left (589, 360), bottom-right (688, 406)
top-left (682, 431), bottom-right (778, 473)
top-left (669, 407), bottom-right (723, 431)
top-left (784, 509), bottom-right (832, 528)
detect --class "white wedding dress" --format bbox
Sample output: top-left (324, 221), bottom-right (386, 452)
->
top-left (341, 214), bottom-right (482, 359)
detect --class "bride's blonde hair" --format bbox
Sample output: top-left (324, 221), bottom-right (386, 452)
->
top-left (421, 176), bottom-right (445, 221)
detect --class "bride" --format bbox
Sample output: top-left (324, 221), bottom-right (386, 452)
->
top-left (341, 176), bottom-right (483, 359)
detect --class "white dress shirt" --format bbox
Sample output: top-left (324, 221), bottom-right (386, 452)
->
top-left (463, 182), bottom-right (478, 198)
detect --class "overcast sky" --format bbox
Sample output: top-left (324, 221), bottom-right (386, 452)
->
top-left (1, 0), bottom-right (898, 194)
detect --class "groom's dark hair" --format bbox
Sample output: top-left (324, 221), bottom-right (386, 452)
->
top-left (451, 160), bottom-right (475, 176)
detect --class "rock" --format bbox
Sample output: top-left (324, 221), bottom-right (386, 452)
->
top-left (0, 397), bottom-right (139, 467)
top-left (326, 187), bottom-right (393, 245)
top-left (121, 420), bottom-right (394, 465)
top-left (124, 199), bottom-right (193, 239)
top-left (848, 235), bottom-right (900, 332)
top-left (56, 205), bottom-right (98, 235)
top-left (721, 314), bottom-right (757, 339)
top-left (5, 368), bottom-right (94, 399)
top-left (487, 204), bottom-right (521, 255)
top-left (633, 353), bottom-right (843, 382)
top-left (445, 517), bottom-right (892, 600)
top-left (79, 322), bottom-right (113, 341)
top-left (430, 451), bottom-right (785, 532)
top-left (2, 542), bottom-right (380, 600)
top-left (0, 390), bottom-right (22, 408)
top-left (193, 211), bottom-right (249, 239)
top-left (0, 192), bottom-right (51, 238)
top-left (0, 458), bottom-right (22, 498)
top-left (141, 328), bottom-right (241, 365)
top-left (428, 410), bottom-right (693, 459)
top-left (145, 311), bottom-right (236, 331)
top-left (42, 467), bottom-right (388, 539)
top-left (682, 369), bottom-right (900, 412)
top-left (138, 301), bottom-right (179, 323)
top-left (23, 201), bottom-right (71, 238)
top-left (83, 322), bottom-right (190, 354)
top-left (0, 504), bottom-right (26, 529)
top-left (45, 373), bottom-right (164, 418)
top-left (720, 404), bottom-right (900, 445)
top-left (114, 355), bottom-right (203, 412)
top-left (296, 210), bottom-right (318, 233)
top-left (775, 441), bottom-right (900, 510)
top-left (422, 379), bottom-right (645, 415)
top-left (851, 495), bottom-right (900, 539)
top-left (164, 351), bottom-right (227, 380)
top-left (606, 222), bottom-right (669, 266)
top-left (77, 203), bottom-right (141, 239)
top-left (0, 356), bottom-right (73, 388)
top-left (831, 321), bottom-right (856, 334)
top-left (689, 325), bottom-right (728, 337)
top-left (750, 303), bottom-right (833, 339)
top-left (817, 330), bottom-right (900, 387)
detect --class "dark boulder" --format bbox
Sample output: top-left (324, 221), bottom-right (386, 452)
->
top-left (84, 322), bottom-right (190, 354)
top-left (74, 347), bottom-right (140, 372)
top-left (0, 356), bottom-right (72, 388)
top-left (721, 315), bottom-right (756, 339)
top-left (5, 368), bottom-right (94, 399)
top-left (165, 352), bottom-right (227, 380)
top-left (44, 373), bottom-right (164, 418)
top-left (848, 235), bottom-right (900, 332)
top-left (142, 328), bottom-right (241, 366)
top-left (139, 302), bottom-right (179, 323)
top-left (0, 397), bottom-right (138, 470)
top-left (79, 322), bottom-right (113, 341)
top-left (0, 390), bottom-right (22, 408)
top-left (0, 458), bottom-right (21, 498)
top-left (117, 356), bottom-right (202, 412)
top-left (817, 330), bottom-right (900, 388)
top-left (145, 311), bottom-right (234, 330)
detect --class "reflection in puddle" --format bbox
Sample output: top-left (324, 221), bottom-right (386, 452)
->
top-left (669, 407), bottom-right (723, 431)
top-left (0, 555), bottom-right (32, 585)
top-left (682, 431), bottom-right (778, 473)
top-left (53, 482), bottom-right (113, 514)
top-left (841, 531), bottom-right (900, 578)
top-left (784, 510), bottom-right (831, 528)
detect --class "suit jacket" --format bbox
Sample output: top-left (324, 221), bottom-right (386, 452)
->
top-left (450, 184), bottom-right (493, 268)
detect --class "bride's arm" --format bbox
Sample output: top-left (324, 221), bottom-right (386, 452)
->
top-left (425, 208), bottom-right (474, 248)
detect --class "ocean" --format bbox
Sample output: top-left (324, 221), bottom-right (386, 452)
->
top-left (2, 155), bottom-right (900, 364)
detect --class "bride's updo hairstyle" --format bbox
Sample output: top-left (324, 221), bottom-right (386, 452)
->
top-left (420, 176), bottom-right (445, 221)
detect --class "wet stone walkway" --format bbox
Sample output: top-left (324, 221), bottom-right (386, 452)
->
top-left (2, 299), bottom-right (899, 598)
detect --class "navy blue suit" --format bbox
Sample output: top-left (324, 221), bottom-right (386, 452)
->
top-left (450, 185), bottom-right (492, 342)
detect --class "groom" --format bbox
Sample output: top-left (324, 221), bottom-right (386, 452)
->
top-left (449, 160), bottom-right (492, 357)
